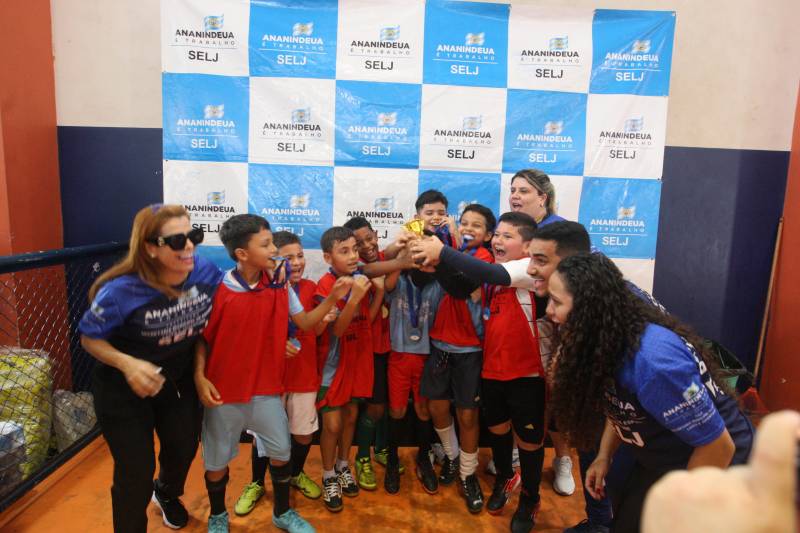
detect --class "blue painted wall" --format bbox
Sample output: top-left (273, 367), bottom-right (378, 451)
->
top-left (655, 146), bottom-right (789, 370)
top-left (57, 127), bottom-right (790, 370)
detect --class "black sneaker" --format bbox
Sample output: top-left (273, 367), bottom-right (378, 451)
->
top-left (336, 465), bottom-right (360, 498)
top-left (564, 520), bottom-right (610, 533)
top-left (510, 492), bottom-right (540, 533)
top-left (151, 482), bottom-right (189, 529)
top-left (486, 470), bottom-right (520, 515)
top-left (384, 463), bottom-right (401, 494)
top-left (415, 455), bottom-right (439, 494)
top-left (322, 476), bottom-right (343, 512)
top-left (439, 455), bottom-right (459, 485)
top-left (459, 474), bottom-right (484, 514)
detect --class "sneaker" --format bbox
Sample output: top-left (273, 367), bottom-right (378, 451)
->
top-left (374, 448), bottom-right (405, 474)
top-left (564, 519), bottom-right (611, 533)
top-left (233, 481), bottom-right (266, 516)
top-left (439, 455), bottom-right (459, 485)
top-left (486, 470), bottom-right (521, 515)
top-left (322, 477), bottom-right (343, 513)
top-left (415, 456), bottom-right (439, 494)
top-left (151, 483), bottom-right (189, 529)
top-left (553, 456), bottom-right (576, 496)
top-left (384, 463), bottom-right (401, 494)
top-left (290, 471), bottom-right (322, 500)
top-left (430, 443), bottom-right (446, 466)
top-left (355, 457), bottom-right (378, 491)
top-left (207, 511), bottom-right (229, 533)
top-left (485, 458), bottom-right (497, 476)
top-left (459, 474), bottom-right (485, 514)
top-left (336, 465), bottom-right (359, 498)
top-left (510, 493), bottom-right (540, 533)
top-left (272, 508), bottom-right (316, 533)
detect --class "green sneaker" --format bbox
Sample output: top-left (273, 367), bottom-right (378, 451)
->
top-left (355, 456), bottom-right (377, 491)
top-left (290, 471), bottom-right (322, 499)
top-left (374, 449), bottom-right (405, 474)
top-left (234, 482), bottom-right (265, 516)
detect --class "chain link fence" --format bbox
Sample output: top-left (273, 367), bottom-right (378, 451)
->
top-left (0, 243), bottom-right (127, 511)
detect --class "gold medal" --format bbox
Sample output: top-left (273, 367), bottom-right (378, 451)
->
top-left (381, 305), bottom-right (389, 319)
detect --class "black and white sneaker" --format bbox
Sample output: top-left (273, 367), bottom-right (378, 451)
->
top-left (486, 470), bottom-right (520, 515)
top-left (336, 465), bottom-right (360, 498)
top-left (459, 474), bottom-right (485, 514)
top-left (439, 456), bottom-right (459, 486)
top-left (384, 463), bottom-right (401, 494)
top-left (415, 455), bottom-right (439, 494)
top-left (151, 482), bottom-right (189, 529)
top-left (322, 476), bottom-right (343, 512)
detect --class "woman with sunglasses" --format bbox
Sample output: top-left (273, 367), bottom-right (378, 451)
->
top-left (79, 204), bottom-right (221, 533)
top-left (546, 253), bottom-right (754, 532)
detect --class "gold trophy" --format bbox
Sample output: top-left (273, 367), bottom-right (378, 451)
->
top-left (403, 219), bottom-right (426, 238)
top-left (403, 219), bottom-right (427, 265)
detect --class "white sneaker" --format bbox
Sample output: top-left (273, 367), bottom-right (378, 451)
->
top-left (485, 446), bottom-right (519, 476)
top-left (485, 458), bottom-right (497, 476)
top-left (552, 455), bottom-right (576, 496)
top-left (431, 443), bottom-right (446, 466)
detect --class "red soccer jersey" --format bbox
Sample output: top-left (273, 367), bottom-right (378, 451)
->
top-left (203, 271), bottom-right (289, 403)
top-left (430, 246), bottom-right (494, 347)
top-left (315, 272), bottom-right (374, 408)
top-left (370, 251), bottom-right (391, 354)
top-left (284, 279), bottom-right (320, 393)
top-left (481, 286), bottom-right (543, 381)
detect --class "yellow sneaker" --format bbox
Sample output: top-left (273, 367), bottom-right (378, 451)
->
top-left (355, 456), bottom-right (377, 491)
top-left (290, 471), bottom-right (322, 500)
top-left (234, 482), bottom-right (265, 516)
top-left (374, 448), bottom-right (405, 474)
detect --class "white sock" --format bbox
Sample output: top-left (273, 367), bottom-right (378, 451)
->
top-left (459, 449), bottom-right (478, 480)
top-left (434, 423), bottom-right (460, 461)
top-left (335, 458), bottom-right (349, 472)
top-left (323, 468), bottom-right (336, 481)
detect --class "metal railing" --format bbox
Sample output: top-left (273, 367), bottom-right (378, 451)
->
top-left (0, 242), bottom-right (127, 512)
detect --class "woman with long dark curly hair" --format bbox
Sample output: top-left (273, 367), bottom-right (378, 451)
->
top-left (547, 253), bottom-right (754, 532)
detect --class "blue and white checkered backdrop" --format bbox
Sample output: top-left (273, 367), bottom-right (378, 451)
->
top-left (161, 0), bottom-right (675, 291)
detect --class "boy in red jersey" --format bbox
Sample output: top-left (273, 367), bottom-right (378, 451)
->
top-left (315, 227), bottom-right (375, 513)
top-left (233, 231), bottom-right (335, 516)
top-left (194, 215), bottom-right (351, 533)
top-left (343, 216), bottom-right (393, 490)
top-left (420, 203), bottom-right (496, 513)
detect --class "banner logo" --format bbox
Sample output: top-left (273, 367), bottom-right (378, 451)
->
top-left (624, 116), bottom-right (644, 133)
top-left (204, 15), bottom-right (224, 31)
top-left (465, 32), bottom-right (485, 46)
top-left (292, 22), bottom-right (314, 37)
top-left (374, 197), bottom-right (395, 211)
top-left (632, 39), bottom-right (651, 53)
top-left (544, 120), bottom-right (564, 135)
top-left (462, 116), bottom-right (482, 131)
top-left (207, 191), bottom-right (225, 205)
top-left (292, 108), bottom-right (311, 124)
top-left (377, 112), bottom-right (398, 127)
top-left (618, 205), bottom-right (636, 219)
top-left (549, 36), bottom-right (569, 51)
top-left (380, 26), bottom-right (401, 42)
top-left (204, 104), bottom-right (225, 119)
top-left (290, 193), bottom-right (311, 208)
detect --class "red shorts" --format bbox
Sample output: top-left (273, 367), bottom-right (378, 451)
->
top-left (388, 351), bottom-right (427, 411)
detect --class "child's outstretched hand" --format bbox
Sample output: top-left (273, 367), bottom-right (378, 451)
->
top-left (411, 236), bottom-right (444, 267)
top-left (331, 276), bottom-right (354, 300)
top-left (322, 307), bottom-right (339, 324)
top-left (350, 275), bottom-right (371, 302)
top-left (195, 375), bottom-right (223, 407)
top-left (285, 339), bottom-right (300, 358)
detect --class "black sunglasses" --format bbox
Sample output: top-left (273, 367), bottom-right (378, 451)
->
top-left (148, 228), bottom-right (204, 251)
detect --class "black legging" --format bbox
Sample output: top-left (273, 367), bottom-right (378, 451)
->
top-left (93, 364), bottom-right (201, 533)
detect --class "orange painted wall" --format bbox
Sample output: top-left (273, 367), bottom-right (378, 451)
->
top-left (760, 87), bottom-right (800, 411)
top-left (0, 1), bottom-right (72, 388)
top-left (0, 0), bottom-right (62, 255)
